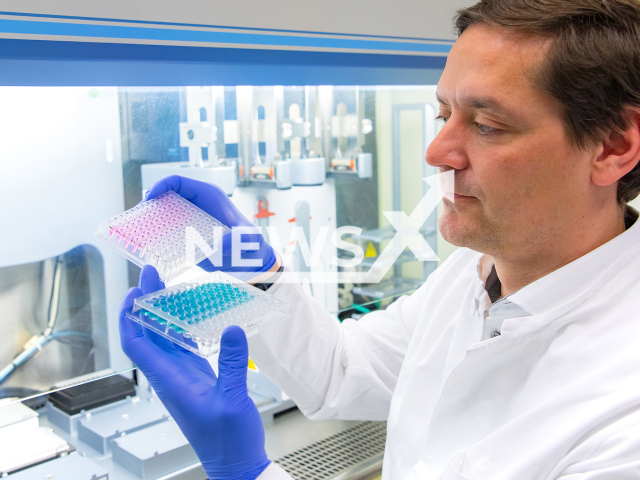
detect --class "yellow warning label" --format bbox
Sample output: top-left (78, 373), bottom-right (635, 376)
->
top-left (365, 241), bottom-right (377, 258)
top-left (248, 358), bottom-right (257, 371)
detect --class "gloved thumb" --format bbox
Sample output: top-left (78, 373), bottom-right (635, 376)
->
top-left (216, 326), bottom-right (250, 395)
top-left (139, 264), bottom-right (165, 295)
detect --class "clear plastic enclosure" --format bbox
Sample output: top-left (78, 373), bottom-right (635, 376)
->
top-left (0, 83), bottom-right (459, 413)
top-left (95, 191), bottom-right (229, 282)
top-left (126, 273), bottom-right (289, 356)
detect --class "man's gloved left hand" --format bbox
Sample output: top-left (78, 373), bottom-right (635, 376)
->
top-left (143, 175), bottom-right (277, 282)
top-left (119, 265), bottom-right (271, 480)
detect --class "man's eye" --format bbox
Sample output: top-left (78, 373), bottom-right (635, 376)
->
top-left (475, 122), bottom-right (498, 134)
top-left (436, 115), bottom-right (449, 124)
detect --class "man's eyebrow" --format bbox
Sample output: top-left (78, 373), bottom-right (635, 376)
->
top-left (435, 93), bottom-right (448, 105)
top-left (436, 92), bottom-right (522, 121)
top-left (463, 96), bottom-right (510, 114)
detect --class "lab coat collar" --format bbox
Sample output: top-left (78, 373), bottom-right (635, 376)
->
top-left (510, 209), bottom-right (640, 316)
top-left (473, 207), bottom-right (640, 327)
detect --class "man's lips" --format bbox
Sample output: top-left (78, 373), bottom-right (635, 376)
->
top-left (443, 192), bottom-right (476, 201)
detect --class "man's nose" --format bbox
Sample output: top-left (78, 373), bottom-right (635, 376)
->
top-left (425, 119), bottom-right (469, 171)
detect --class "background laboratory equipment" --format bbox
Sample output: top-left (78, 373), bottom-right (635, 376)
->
top-left (0, 83), bottom-right (454, 479)
top-left (0, 2), bottom-right (473, 476)
top-left (2, 0), bottom-right (638, 476)
top-left (3, 83), bottom-right (635, 479)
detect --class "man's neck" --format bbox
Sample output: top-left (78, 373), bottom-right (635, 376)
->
top-left (493, 207), bottom-right (630, 297)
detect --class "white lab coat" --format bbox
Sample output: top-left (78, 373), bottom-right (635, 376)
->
top-left (253, 215), bottom-right (640, 480)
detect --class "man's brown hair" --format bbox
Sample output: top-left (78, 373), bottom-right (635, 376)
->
top-left (454, 0), bottom-right (640, 205)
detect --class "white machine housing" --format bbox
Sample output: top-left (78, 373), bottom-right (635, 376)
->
top-left (291, 157), bottom-right (326, 186)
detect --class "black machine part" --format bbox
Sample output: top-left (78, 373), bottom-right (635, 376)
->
top-left (48, 374), bottom-right (136, 415)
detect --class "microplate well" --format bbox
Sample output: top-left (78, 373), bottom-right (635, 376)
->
top-left (95, 191), bottom-right (229, 282)
top-left (125, 273), bottom-right (289, 357)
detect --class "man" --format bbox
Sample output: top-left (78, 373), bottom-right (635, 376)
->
top-left (119, 0), bottom-right (640, 478)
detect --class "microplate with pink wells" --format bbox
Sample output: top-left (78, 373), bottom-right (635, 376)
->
top-left (94, 191), bottom-right (229, 282)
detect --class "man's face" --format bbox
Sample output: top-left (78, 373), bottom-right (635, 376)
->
top-left (427, 25), bottom-right (596, 260)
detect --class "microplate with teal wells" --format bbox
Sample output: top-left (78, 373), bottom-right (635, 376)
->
top-left (125, 273), bottom-right (289, 357)
top-left (94, 191), bottom-right (230, 282)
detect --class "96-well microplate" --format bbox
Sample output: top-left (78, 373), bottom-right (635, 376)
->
top-left (125, 273), bottom-right (289, 357)
top-left (95, 191), bottom-right (229, 282)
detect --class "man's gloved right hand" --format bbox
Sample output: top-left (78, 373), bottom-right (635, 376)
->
top-left (120, 265), bottom-right (271, 480)
top-left (144, 175), bottom-right (276, 281)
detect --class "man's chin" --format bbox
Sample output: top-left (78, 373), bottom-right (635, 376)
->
top-left (439, 213), bottom-right (478, 248)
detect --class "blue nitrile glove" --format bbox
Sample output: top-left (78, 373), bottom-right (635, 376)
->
top-left (119, 265), bottom-right (271, 480)
top-left (144, 175), bottom-right (276, 281)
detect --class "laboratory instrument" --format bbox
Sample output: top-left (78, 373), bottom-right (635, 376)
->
top-left (48, 374), bottom-right (136, 417)
top-left (8, 452), bottom-right (109, 480)
top-left (0, 83), bottom-right (442, 480)
top-left (0, 398), bottom-right (72, 476)
top-left (45, 386), bottom-right (206, 479)
top-left (0, 0), bottom-right (454, 476)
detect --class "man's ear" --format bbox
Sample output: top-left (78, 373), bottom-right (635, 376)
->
top-left (592, 108), bottom-right (640, 187)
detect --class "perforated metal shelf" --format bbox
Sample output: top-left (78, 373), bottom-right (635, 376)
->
top-left (275, 421), bottom-right (386, 480)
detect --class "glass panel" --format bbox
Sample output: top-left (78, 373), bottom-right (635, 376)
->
top-left (0, 83), bottom-right (462, 477)
top-left (0, 83), bottom-right (457, 414)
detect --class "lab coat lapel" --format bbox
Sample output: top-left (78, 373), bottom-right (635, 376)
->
top-left (419, 327), bottom-right (555, 473)
top-left (409, 238), bottom-right (640, 480)
top-left (385, 279), bottom-right (483, 479)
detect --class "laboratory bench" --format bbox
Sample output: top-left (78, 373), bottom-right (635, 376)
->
top-left (6, 397), bottom-right (384, 480)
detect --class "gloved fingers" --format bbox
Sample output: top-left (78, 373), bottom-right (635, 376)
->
top-left (202, 229), bottom-right (274, 275)
top-left (221, 225), bottom-right (261, 257)
top-left (220, 248), bottom-right (278, 281)
top-left (141, 327), bottom-right (217, 377)
top-left (219, 227), bottom-right (276, 275)
top-left (139, 265), bottom-right (165, 295)
top-left (145, 175), bottom-right (224, 205)
top-left (119, 288), bottom-right (144, 339)
top-left (120, 287), bottom-right (218, 404)
top-left (143, 325), bottom-right (181, 351)
top-left (147, 175), bottom-right (254, 225)
top-left (175, 346), bottom-right (219, 381)
top-left (217, 326), bottom-right (250, 394)
top-left (144, 175), bottom-right (183, 201)
top-left (137, 265), bottom-right (216, 375)
top-left (119, 286), bottom-right (179, 371)
top-left (145, 176), bottom-right (260, 239)
top-left (119, 287), bottom-right (159, 366)
top-left (139, 329), bottom-right (218, 393)
top-left (196, 257), bottom-right (215, 272)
